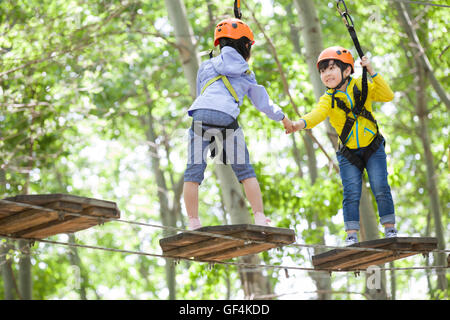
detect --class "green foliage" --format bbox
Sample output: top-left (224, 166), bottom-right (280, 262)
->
top-left (0, 0), bottom-right (447, 300)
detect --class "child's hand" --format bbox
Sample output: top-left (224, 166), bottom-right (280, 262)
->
top-left (282, 116), bottom-right (294, 134)
top-left (360, 56), bottom-right (375, 76)
top-left (292, 120), bottom-right (306, 133)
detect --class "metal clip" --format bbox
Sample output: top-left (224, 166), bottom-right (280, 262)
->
top-left (97, 217), bottom-right (105, 226)
top-left (57, 212), bottom-right (65, 221)
top-left (336, 0), bottom-right (354, 28)
top-left (354, 270), bottom-right (360, 277)
top-left (336, 0), bottom-right (348, 16)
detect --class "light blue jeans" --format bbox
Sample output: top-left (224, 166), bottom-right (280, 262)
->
top-left (184, 109), bottom-right (256, 184)
top-left (337, 140), bottom-right (395, 231)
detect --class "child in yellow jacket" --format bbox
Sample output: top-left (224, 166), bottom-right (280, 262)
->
top-left (291, 46), bottom-right (397, 245)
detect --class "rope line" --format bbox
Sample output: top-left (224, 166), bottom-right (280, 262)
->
top-left (391, 0), bottom-right (450, 8)
top-left (0, 233), bottom-right (447, 273)
top-left (1, 199), bottom-right (449, 255)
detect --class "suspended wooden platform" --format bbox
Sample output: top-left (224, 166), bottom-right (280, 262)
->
top-left (159, 224), bottom-right (296, 261)
top-left (312, 237), bottom-right (438, 272)
top-left (0, 194), bottom-right (120, 239)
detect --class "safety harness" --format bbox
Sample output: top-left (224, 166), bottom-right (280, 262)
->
top-left (334, 0), bottom-right (384, 172)
top-left (191, 69), bottom-right (252, 164)
top-left (332, 84), bottom-right (384, 171)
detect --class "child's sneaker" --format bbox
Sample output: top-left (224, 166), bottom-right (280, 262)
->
top-left (345, 232), bottom-right (358, 246)
top-left (385, 227), bottom-right (398, 238)
top-left (188, 217), bottom-right (202, 230)
top-left (254, 212), bottom-right (271, 226)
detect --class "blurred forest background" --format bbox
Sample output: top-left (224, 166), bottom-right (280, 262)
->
top-left (0, 0), bottom-right (448, 300)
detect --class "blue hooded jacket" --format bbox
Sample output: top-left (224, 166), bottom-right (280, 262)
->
top-left (188, 46), bottom-right (285, 121)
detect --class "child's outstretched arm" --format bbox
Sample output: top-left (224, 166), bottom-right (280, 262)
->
top-left (288, 97), bottom-right (330, 134)
top-left (291, 119), bottom-right (306, 133)
top-left (282, 116), bottom-right (294, 133)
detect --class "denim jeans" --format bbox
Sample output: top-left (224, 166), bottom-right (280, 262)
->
top-left (337, 140), bottom-right (395, 231)
top-left (184, 109), bottom-right (256, 184)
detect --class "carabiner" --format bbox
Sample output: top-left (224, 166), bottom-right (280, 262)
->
top-left (336, 0), bottom-right (354, 28)
top-left (336, 0), bottom-right (348, 16)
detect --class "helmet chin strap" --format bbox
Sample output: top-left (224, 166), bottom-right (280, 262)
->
top-left (327, 69), bottom-right (349, 91)
top-left (329, 69), bottom-right (350, 109)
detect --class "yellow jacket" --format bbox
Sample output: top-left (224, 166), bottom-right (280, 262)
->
top-left (300, 73), bottom-right (394, 149)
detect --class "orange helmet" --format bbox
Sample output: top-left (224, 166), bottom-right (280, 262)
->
top-left (317, 46), bottom-right (354, 73)
top-left (214, 18), bottom-right (255, 47)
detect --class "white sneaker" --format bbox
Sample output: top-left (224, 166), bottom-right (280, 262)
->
top-left (254, 212), bottom-right (271, 226)
top-left (188, 218), bottom-right (202, 230)
top-left (385, 227), bottom-right (398, 238)
top-left (345, 233), bottom-right (358, 246)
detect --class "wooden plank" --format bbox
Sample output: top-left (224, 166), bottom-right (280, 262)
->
top-left (1, 194), bottom-right (120, 239)
top-left (0, 203), bottom-right (28, 217)
top-left (160, 224), bottom-right (296, 261)
top-left (312, 237), bottom-right (438, 271)
top-left (351, 252), bottom-right (417, 270)
top-left (13, 216), bottom-right (80, 238)
top-left (196, 242), bottom-right (277, 261)
top-left (315, 250), bottom-right (390, 270)
top-left (82, 206), bottom-right (120, 218)
top-left (46, 201), bottom-right (83, 212)
top-left (18, 216), bottom-right (99, 239)
top-left (0, 208), bottom-right (58, 234)
top-left (4, 194), bottom-right (119, 210)
top-left (160, 224), bottom-right (295, 250)
top-left (312, 237), bottom-right (437, 267)
top-left (159, 225), bottom-right (248, 251)
top-left (164, 237), bottom-right (245, 258)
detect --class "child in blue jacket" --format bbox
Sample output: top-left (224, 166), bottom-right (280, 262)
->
top-left (183, 18), bottom-right (293, 230)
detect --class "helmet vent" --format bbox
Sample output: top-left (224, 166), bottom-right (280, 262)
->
top-left (336, 50), bottom-right (342, 55)
top-left (232, 23), bottom-right (238, 28)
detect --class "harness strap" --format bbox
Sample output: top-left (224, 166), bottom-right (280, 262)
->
top-left (333, 83), bottom-right (378, 146)
top-left (191, 119), bottom-right (240, 164)
top-left (201, 75), bottom-right (239, 104)
top-left (336, 0), bottom-right (368, 117)
top-left (337, 134), bottom-right (384, 172)
top-left (234, 0), bottom-right (242, 19)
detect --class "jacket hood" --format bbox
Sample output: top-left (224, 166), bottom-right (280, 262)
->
top-left (211, 46), bottom-right (249, 77)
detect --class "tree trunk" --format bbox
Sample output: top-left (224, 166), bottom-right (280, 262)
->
top-left (395, 2), bottom-right (450, 110)
top-left (144, 107), bottom-right (177, 300)
top-left (164, 0), bottom-right (199, 99)
top-left (1, 240), bottom-right (16, 299)
top-left (414, 50), bottom-right (447, 296)
top-left (293, 0), bottom-right (389, 299)
top-left (68, 234), bottom-right (88, 300)
top-left (18, 239), bottom-right (32, 300)
top-left (215, 164), bottom-right (272, 298)
top-left (164, 0), bottom-right (273, 298)
top-left (394, 1), bottom-right (447, 296)
top-left (292, 0), bottom-right (331, 300)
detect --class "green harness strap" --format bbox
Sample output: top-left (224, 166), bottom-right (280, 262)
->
top-left (201, 75), bottom-right (239, 103)
top-left (200, 70), bottom-right (251, 104)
